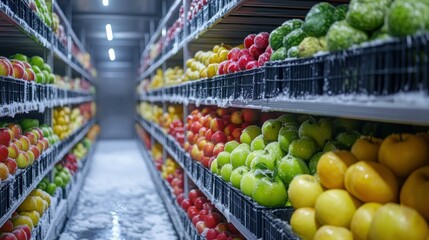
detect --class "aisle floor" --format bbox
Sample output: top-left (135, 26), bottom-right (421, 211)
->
top-left (59, 140), bottom-right (178, 240)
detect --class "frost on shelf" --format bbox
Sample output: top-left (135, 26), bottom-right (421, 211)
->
top-left (60, 141), bottom-right (177, 240)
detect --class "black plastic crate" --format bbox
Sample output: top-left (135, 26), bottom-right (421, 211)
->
top-left (12, 170), bottom-right (25, 201)
top-left (263, 208), bottom-right (297, 240)
top-left (202, 167), bottom-right (213, 194)
top-left (0, 179), bottom-right (12, 218)
top-left (264, 61), bottom-right (283, 98)
top-left (239, 68), bottom-right (265, 100)
top-left (283, 56), bottom-right (325, 98)
top-left (212, 76), bottom-right (223, 99)
top-left (222, 73), bottom-right (240, 99)
top-left (24, 165), bottom-right (33, 188)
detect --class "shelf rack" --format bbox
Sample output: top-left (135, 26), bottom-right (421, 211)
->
top-left (0, 119), bottom-right (96, 228)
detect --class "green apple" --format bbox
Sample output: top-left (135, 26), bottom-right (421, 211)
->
top-left (297, 115), bottom-right (310, 123)
top-left (48, 73), bottom-right (55, 84)
top-left (265, 142), bottom-right (285, 160)
top-left (335, 131), bottom-right (360, 150)
top-left (30, 56), bottom-right (44, 69)
top-left (37, 181), bottom-right (47, 191)
top-left (240, 171), bottom-right (260, 197)
top-left (210, 158), bottom-right (219, 174)
top-left (230, 166), bottom-right (249, 188)
top-left (42, 70), bottom-right (50, 82)
top-left (43, 63), bottom-right (51, 73)
top-left (309, 152), bottom-right (323, 175)
top-left (32, 65), bottom-right (42, 74)
top-left (251, 134), bottom-right (270, 151)
top-left (240, 125), bottom-right (262, 145)
top-left (236, 143), bottom-right (250, 151)
top-left (225, 140), bottom-right (240, 153)
top-left (262, 119), bottom-right (283, 141)
top-left (278, 154), bottom-right (309, 186)
top-left (230, 147), bottom-right (250, 168)
top-left (46, 183), bottom-right (57, 196)
top-left (277, 114), bottom-right (297, 124)
top-left (10, 53), bottom-right (28, 62)
top-left (35, 73), bottom-right (46, 84)
top-left (323, 141), bottom-right (340, 152)
top-left (251, 151), bottom-right (276, 170)
top-left (252, 176), bottom-right (288, 207)
top-left (54, 176), bottom-right (64, 187)
top-left (299, 117), bottom-right (333, 148)
top-left (289, 136), bottom-right (318, 161)
top-left (220, 163), bottom-right (234, 182)
top-left (332, 118), bottom-right (361, 134)
top-left (216, 151), bottom-right (231, 167)
top-left (278, 126), bottom-right (299, 152)
top-left (246, 150), bottom-right (263, 169)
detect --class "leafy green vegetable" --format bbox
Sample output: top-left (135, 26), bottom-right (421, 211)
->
top-left (269, 19), bottom-right (303, 51)
top-left (302, 2), bottom-right (336, 37)
top-left (287, 46), bottom-right (299, 58)
top-left (387, 1), bottom-right (429, 37)
top-left (346, 0), bottom-right (391, 32)
top-left (283, 28), bottom-right (308, 50)
top-left (270, 47), bottom-right (287, 61)
top-left (333, 4), bottom-right (348, 22)
top-left (327, 20), bottom-right (368, 51)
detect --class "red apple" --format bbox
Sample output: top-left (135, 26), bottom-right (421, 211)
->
top-left (187, 131), bottom-right (195, 144)
top-left (194, 196), bottom-right (208, 210)
top-left (237, 55), bottom-right (253, 71)
top-left (13, 140), bottom-right (22, 151)
top-left (215, 222), bottom-right (228, 233)
top-left (41, 138), bottom-right (49, 150)
top-left (249, 45), bottom-right (264, 59)
top-left (11, 61), bottom-right (25, 79)
top-left (222, 60), bottom-right (232, 75)
top-left (227, 48), bottom-right (241, 61)
top-left (35, 140), bottom-right (45, 153)
top-left (231, 110), bottom-right (243, 125)
top-left (205, 129), bottom-right (214, 142)
top-left (211, 131), bottom-right (227, 144)
top-left (227, 222), bottom-right (240, 234)
top-left (5, 124), bottom-right (21, 139)
top-left (217, 231), bottom-right (231, 240)
top-left (227, 62), bottom-right (239, 74)
top-left (28, 146), bottom-right (40, 160)
top-left (0, 233), bottom-right (17, 240)
top-left (192, 215), bottom-right (204, 226)
top-left (181, 199), bottom-right (192, 211)
top-left (203, 142), bottom-right (215, 157)
top-left (12, 228), bottom-right (26, 240)
top-left (24, 132), bottom-right (37, 145)
top-left (232, 128), bottom-right (243, 140)
top-left (254, 32), bottom-right (269, 50)
top-left (239, 49), bottom-right (251, 58)
top-left (25, 68), bottom-right (35, 82)
top-left (187, 206), bottom-right (199, 219)
top-left (243, 109), bottom-right (258, 122)
top-left (244, 34), bottom-right (256, 49)
top-left (176, 193), bottom-right (185, 205)
top-left (202, 156), bottom-right (211, 168)
top-left (224, 124), bottom-right (239, 136)
top-left (3, 158), bottom-right (17, 175)
top-left (216, 108), bottom-right (229, 117)
top-left (210, 118), bottom-right (225, 132)
top-left (218, 61), bottom-right (227, 75)
top-left (246, 61), bottom-right (259, 70)
top-left (0, 58), bottom-right (13, 77)
top-left (213, 143), bottom-right (225, 157)
top-left (0, 145), bottom-right (8, 162)
top-left (15, 225), bottom-right (30, 239)
top-left (203, 202), bottom-right (215, 212)
top-left (206, 229), bottom-right (220, 240)
top-left (0, 128), bottom-right (12, 146)
top-left (189, 189), bottom-right (204, 204)
top-left (173, 186), bottom-right (183, 196)
top-left (191, 122), bottom-right (203, 134)
top-left (199, 127), bottom-right (208, 137)
top-left (204, 212), bottom-right (223, 229)
top-left (258, 53), bottom-right (270, 67)
top-left (0, 220), bottom-right (13, 232)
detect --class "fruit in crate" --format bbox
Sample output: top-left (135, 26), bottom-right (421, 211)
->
top-left (53, 107), bottom-right (73, 140)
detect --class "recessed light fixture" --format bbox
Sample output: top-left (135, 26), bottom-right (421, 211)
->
top-left (106, 24), bottom-right (113, 41)
top-left (109, 48), bottom-right (116, 61)
top-left (103, 0), bottom-right (109, 6)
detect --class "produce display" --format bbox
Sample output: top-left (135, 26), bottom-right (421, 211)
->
top-left (162, 157), bottom-right (184, 197)
top-left (0, 119), bottom-right (57, 181)
top-left (0, 54), bottom-right (55, 84)
top-left (54, 75), bottom-right (94, 93)
top-left (53, 104), bottom-right (95, 140)
top-left (0, 188), bottom-right (51, 239)
top-left (52, 12), bottom-right (68, 48)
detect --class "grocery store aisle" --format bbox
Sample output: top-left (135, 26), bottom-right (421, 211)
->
top-left (59, 140), bottom-right (178, 240)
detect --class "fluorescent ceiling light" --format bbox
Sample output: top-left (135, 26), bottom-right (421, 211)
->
top-left (106, 24), bottom-right (113, 41)
top-left (103, 0), bottom-right (109, 6)
top-left (109, 48), bottom-right (116, 61)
